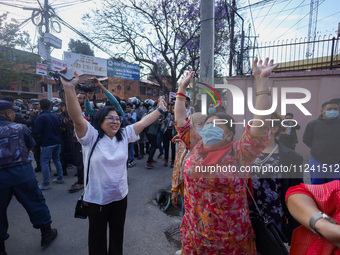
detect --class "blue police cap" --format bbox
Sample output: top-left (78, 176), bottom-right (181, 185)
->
top-left (0, 100), bottom-right (20, 111)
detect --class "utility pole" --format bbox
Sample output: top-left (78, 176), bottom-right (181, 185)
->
top-left (200, 0), bottom-right (215, 114)
top-left (44, 0), bottom-right (53, 100)
top-left (225, 1), bottom-right (244, 76)
top-left (306, 0), bottom-right (319, 58)
top-left (228, 0), bottom-right (235, 77)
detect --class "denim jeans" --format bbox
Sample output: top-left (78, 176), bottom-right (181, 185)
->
top-left (128, 144), bottom-right (134, 161)
top-left (40, 144), bottom-right (63, 186)
top-left (157, 132), bottom-right (164, 155)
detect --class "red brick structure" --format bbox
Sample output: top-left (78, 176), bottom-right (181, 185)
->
top-left (93, 76), bottom-right (174, 102)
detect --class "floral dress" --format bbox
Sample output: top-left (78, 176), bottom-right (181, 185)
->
top-left (250, 153), bottom-right (284, 227)
top-left (176, 120), bottom-right (270, 255)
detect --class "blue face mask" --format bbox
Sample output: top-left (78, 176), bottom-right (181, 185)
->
top-left (208, 107), bottom-right (215, 114)
top-left (133, 105), bottom-right (136, 109)
top-left (198, 124), bottom-right (229, 145)
top-left (325, 110), bottom-right (339, 119)
top-left (53, 107), bottom-right (59, 112)
top-left (195, 127), bottom-right (203, 133)
top-left (148, 106), bottom-right (151, 110)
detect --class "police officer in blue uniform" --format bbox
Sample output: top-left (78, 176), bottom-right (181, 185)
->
top-left (0, 100), bottom-right (57, 255)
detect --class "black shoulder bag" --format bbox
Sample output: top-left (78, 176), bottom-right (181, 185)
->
top-left (242, 176), bottom-right (289, 255)
top-left (74, 136), bottom-right (100, 219)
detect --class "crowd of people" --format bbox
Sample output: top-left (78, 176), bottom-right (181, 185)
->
top-left (0, 58), bottom-right (340, 255)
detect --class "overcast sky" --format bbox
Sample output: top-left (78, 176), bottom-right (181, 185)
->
top-left (1, 0), bottom-right (338, 62)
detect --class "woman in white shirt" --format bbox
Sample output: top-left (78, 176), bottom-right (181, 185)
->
top-left (60, 69), bottom-right (167, 255)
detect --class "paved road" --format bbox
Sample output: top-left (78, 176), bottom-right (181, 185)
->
top-left (5, 156), bottom-right (181, 255)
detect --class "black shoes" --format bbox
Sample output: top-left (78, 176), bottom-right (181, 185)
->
top-left (41, 227), bottom-right (58, 248)
top-left (157, 153), bottom-right (164, 159)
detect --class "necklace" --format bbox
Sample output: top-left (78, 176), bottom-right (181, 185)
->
top-left (253, 143), bottom-right (279, 166)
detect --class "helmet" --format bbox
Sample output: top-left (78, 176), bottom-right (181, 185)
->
top-left (14, 99), bottom-right (23, 107)
top-left (132, 98), bottom-right (140, 107)
top-left (30, 98), bottom-right (40, 105)
top-left (120, 101), bottom-right (127, 111)
top-left (52, 98), bottom-right (62, 105)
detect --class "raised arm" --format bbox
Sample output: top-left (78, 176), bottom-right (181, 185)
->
top-left (59, 68), bottom-right (88, 138)
top-left (93, 77), bottom-right (125, 118)
top-left (133, 97), bottom-right (167, 136)
top-left (175, 71), bottom-right (195, 127)
top-left (84, 92), bottom-right (97, 117)
top-left (286, 193), bottom-right (340, 247)
top-left (250, 57), bottom-right (279, 135)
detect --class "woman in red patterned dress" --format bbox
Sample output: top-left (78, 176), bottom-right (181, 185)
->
top-left (174, 58), bottom-right (279, 254)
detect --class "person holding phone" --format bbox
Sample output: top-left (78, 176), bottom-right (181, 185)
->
top-left (84, 78), bottom-right (124, 118)
top-left (59, 67), bottom-right (167, 255)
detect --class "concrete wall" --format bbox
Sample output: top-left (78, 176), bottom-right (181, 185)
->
top-left (224, 70), bottom-right (340, 160)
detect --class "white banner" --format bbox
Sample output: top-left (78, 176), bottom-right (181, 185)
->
top-left (51, 57), bottom-right (68, 71)
top-left (63, 51), bottom-right (107, 76)
top-left (36, 62), bottom-right (47, 76)
top-left (38, 40), bottom-right (47, 60)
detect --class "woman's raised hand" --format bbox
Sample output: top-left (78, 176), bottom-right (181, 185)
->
top-left (158, 96), bottom-right (167, 111)
top-left (59, 67), bottom-right (79, 88)
top-left (93, 77), bottom-right (100, 87)
top-left (178, 71), bottom-right (195, 91)
top-left (252, 57), bottom-right (279, 79)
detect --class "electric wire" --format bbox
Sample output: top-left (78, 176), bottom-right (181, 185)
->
top-left (54, 14), bottom-right (113, 58)
top-left (256, 0), bottom-right (277, 30)
top-left (274, 10), bottom-right (340, 38)
top-left (247, 0), bottom-right (259, 57)
top-left (256, 3), bottom-right (310, 18)
top-left (252, 1), bottom-right (266, 24)
top-left (266, 0), bottom-right (306, 38)
top-left (274, 0), bottom-right (326, 40)
top-left (259, 0), bottom-right (293, 32)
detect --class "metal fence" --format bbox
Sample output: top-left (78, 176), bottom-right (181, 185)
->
top-left (251, 34), bottom-right (340, 73)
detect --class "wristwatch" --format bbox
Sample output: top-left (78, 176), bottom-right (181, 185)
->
top-left (309, 212), bottom-right (339, 237)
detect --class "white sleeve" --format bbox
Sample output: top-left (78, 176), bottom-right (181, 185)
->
top-left (77, 122), bottom-right (98, 146)
top-left (125, 124), bottom-right (140, 143)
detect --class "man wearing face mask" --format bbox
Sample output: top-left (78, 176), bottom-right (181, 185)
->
top-left (303, 101), bottom-right (340, 184)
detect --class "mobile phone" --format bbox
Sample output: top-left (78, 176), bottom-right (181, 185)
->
top-left (84, 79), bottom-right (95, 86)
top-left (58, 68), bottom-right (84, 81)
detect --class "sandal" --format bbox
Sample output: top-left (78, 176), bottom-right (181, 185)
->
top-left (68, 183), bottom-right (84, 193)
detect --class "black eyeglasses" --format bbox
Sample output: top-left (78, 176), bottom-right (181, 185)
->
top-left (105, 115), bottom-right (123, 123)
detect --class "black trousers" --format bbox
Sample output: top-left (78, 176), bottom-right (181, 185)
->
top-left (146, 134), bottom-right (157, 163)
top-left (74, 141), bottom-right (84, 184)
top-left (87, 196), bottom-right (128, 255)
top-left (163, 129), bottom-right (176, 161)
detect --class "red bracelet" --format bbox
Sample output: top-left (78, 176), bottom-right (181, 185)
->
top-left (176, 92), bottom-right (186, 98)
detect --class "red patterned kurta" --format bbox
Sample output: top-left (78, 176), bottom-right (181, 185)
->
top-left (176, 120), bottom-right (270, 255)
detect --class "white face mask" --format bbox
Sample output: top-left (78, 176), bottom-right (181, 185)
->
top-left (53, 107), bottom-right (59, 112)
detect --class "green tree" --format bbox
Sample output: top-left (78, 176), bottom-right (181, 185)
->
top-left (68, 39), bottom-right (94, 56)
top-left (0, 13), bottom-right (39, 89)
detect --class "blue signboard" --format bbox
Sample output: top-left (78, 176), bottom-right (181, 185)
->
top-left (107, 59), bottom-right (140, 81)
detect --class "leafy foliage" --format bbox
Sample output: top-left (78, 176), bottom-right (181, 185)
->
top-left (68, 39), bottom-right (95, 56)
top-left (0, 13), bottom-right (39, 89)
top-left (83, 0), bottom-right (229, 91)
